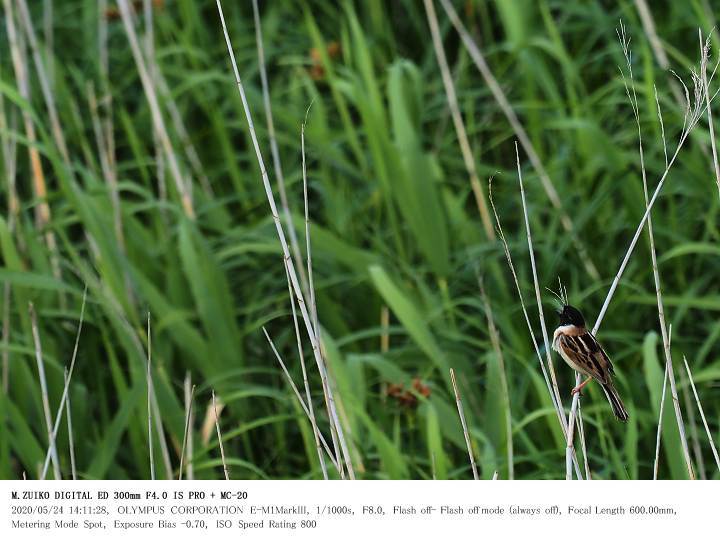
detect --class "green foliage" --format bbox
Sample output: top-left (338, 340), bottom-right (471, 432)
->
top-left (0, 0), bottom-right (718, 480)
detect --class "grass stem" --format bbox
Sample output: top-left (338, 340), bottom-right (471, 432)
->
top-left (29, 302), bottom-right (61, 480)
top-left (212, 389), bottom-right (230, 480)
top-left (423, 0), bottom-right (495, 240)
top-left (449, 368), bottom-right (479, 480)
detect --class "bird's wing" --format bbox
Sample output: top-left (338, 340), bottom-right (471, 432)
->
top-left (558, 331), bottom-right (614, 383)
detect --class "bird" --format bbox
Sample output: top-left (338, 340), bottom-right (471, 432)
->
top-left (552, 304), bottom-right (629, 422)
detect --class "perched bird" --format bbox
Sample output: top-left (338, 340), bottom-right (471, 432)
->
top-left (552, 304), bottom-right (629, 422)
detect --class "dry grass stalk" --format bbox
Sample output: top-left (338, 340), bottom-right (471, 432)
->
top-left (41, 287), bottom-right (87, 479)
top-left (592, 41), bottom-right (714, 335)
top-left (142, 315), bottom-right (171, 479)
top-left (29, 302), bottom-right (61, 480)
top-left (98, 0), bottom-right (118, 208)
top-left (568, 27), bottom-right (711, 478)
top-left (514, 143), bottom-right (566, 431)
top-left (147, 313), bottom-right (155, 480)
top-left (43, 0), bottom-right (53, 83)
top-left (438, 0), bottom-right (599, 280)
top-left (512, 143), bottom-right (588, 480)
top-left (151, 392), bottom-right (173, 479)
top-left (682, 356), bottom-right (720, 473)
top-left (183, 372), bottom-right (195, 480)
top-left (16, 0), bottom-right (71, 166)
top-left (302, 108), bottom-right (320, 338)
top-left (64, 369), bottom-right (77, 480)
top-left (252, 0), bottom-right (309, 294)
top-left (156, 72), bottom-right (214, 196)
top-left (200, 398), bottom-right (222, 445)
top-left (116, 0), bottom-right (195, 218)
top-left (283, 262), bottom-right (330, 479)
top-left (653, 358), bottom-right (669, 480)
top-left (680, 367), bottom-right (706, 479)
top-left (3, 0), bottom-right (62, 285)
top-left (576, 401), bottom-right (591, 479)
top-left (143, 0), bottom-right (168, 208)
top-left (263, 327), bottom-right (341, 475)
top-left (699, 29), bottom-right (720, 199)
top-left (611, 25), bottom-right (694, 479)
top-left (449, 368), bottom-right (479, 480)
top-left (380, 306), bottom-right (390, 353)
top-left (488, 179), bottom-right (582, 479)
top-left (178, 381), bottom-right (196, 480)
top-left (478, 280), bottom-right (513, 479)
top-left (212, 389), bottom-right (230, 480)
top-left (215, 0), bottom-right (355, 479)
top-left (423, 0), bottom-right (495, 240)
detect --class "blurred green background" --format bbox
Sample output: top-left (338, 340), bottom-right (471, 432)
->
top-left (0, 0), bottom-right (718, 480)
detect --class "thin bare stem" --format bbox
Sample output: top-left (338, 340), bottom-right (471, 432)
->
top-left (16, 0), bottom-right (71, 166)
top-left (681, 366), bottom-right (706, 479)
top-left (514, 143), bottom-right (587, 480)
top-left (699, 29), bottom-right (720, 199)
top-left (179, 382), bottom-right (196, 480)
top-left (262, 327), bottom-right (341, 474)
top-left (653, 360), bottom-right (669, 480)
top-left (29, 302), bottom-right (61, 480)
top-left (300, 106), bottom-right (343, 476)
top-left (577, 401), bottom-right (591, 480)
top-left (183, 372), bottom-right (195, 480)
top-left (41, 287), bottom-right (87, 479)
top-left (591, 87), bottom-right (705, 335)
top-left (156, 72), bottom-right (214, 196)
top-left (302, 107), bottom-right (320, 338)
top-left (381, 306), bottom-right (389, 353)
top-left (438, 0), bottom-right (599, 280)
top-left (654, 85), bottom-right (669, 169)
top-left (151, 393), bottom-right (173, 479)
top-left (3, 0), bottom-right (61, 285)
top-left (423, 0), bottom-right (495, 240)
top-left (216, 0), bottom-right (354, 479)
top-left (450, 369), bottom-right (479, 480)
top-left (515, 142), bottom-right (565, 432)
top-left (64, 368), bottom-right (77, 480)
top-left (252, 0), bottom-right (308, 294)
top-left (283, 262), bottom-right (329, 479)
top-left (615, 25), bottom-right (694, 479)
top-left (143, 0), bottom-right (168, 211)
top-left (489, 179), bottom-right (583, 479)
top-left (683, 356), bottom-right (720, 473)
top-left (147, 313), bottom-right (155, 480)
top-left (212, 390), bottom-right (229, 480)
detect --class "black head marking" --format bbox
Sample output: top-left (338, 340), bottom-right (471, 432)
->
top-left (557, 304), bottom-right (586, 327)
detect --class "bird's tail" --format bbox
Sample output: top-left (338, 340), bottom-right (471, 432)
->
top-left (600, 382), bottom-right (629, 422)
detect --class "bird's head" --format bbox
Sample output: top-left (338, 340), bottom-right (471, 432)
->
top-left (557, 304), bottom-right (586, 328)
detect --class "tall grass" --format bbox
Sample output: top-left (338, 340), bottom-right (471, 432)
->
top-left (0, 1), bottom-right (718, 480)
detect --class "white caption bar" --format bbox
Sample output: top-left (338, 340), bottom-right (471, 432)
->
top-left (0, 480), bottom-right (713, 541)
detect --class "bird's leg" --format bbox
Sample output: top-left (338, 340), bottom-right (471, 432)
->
top-left (571, 377), bottom-right (593, 396)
